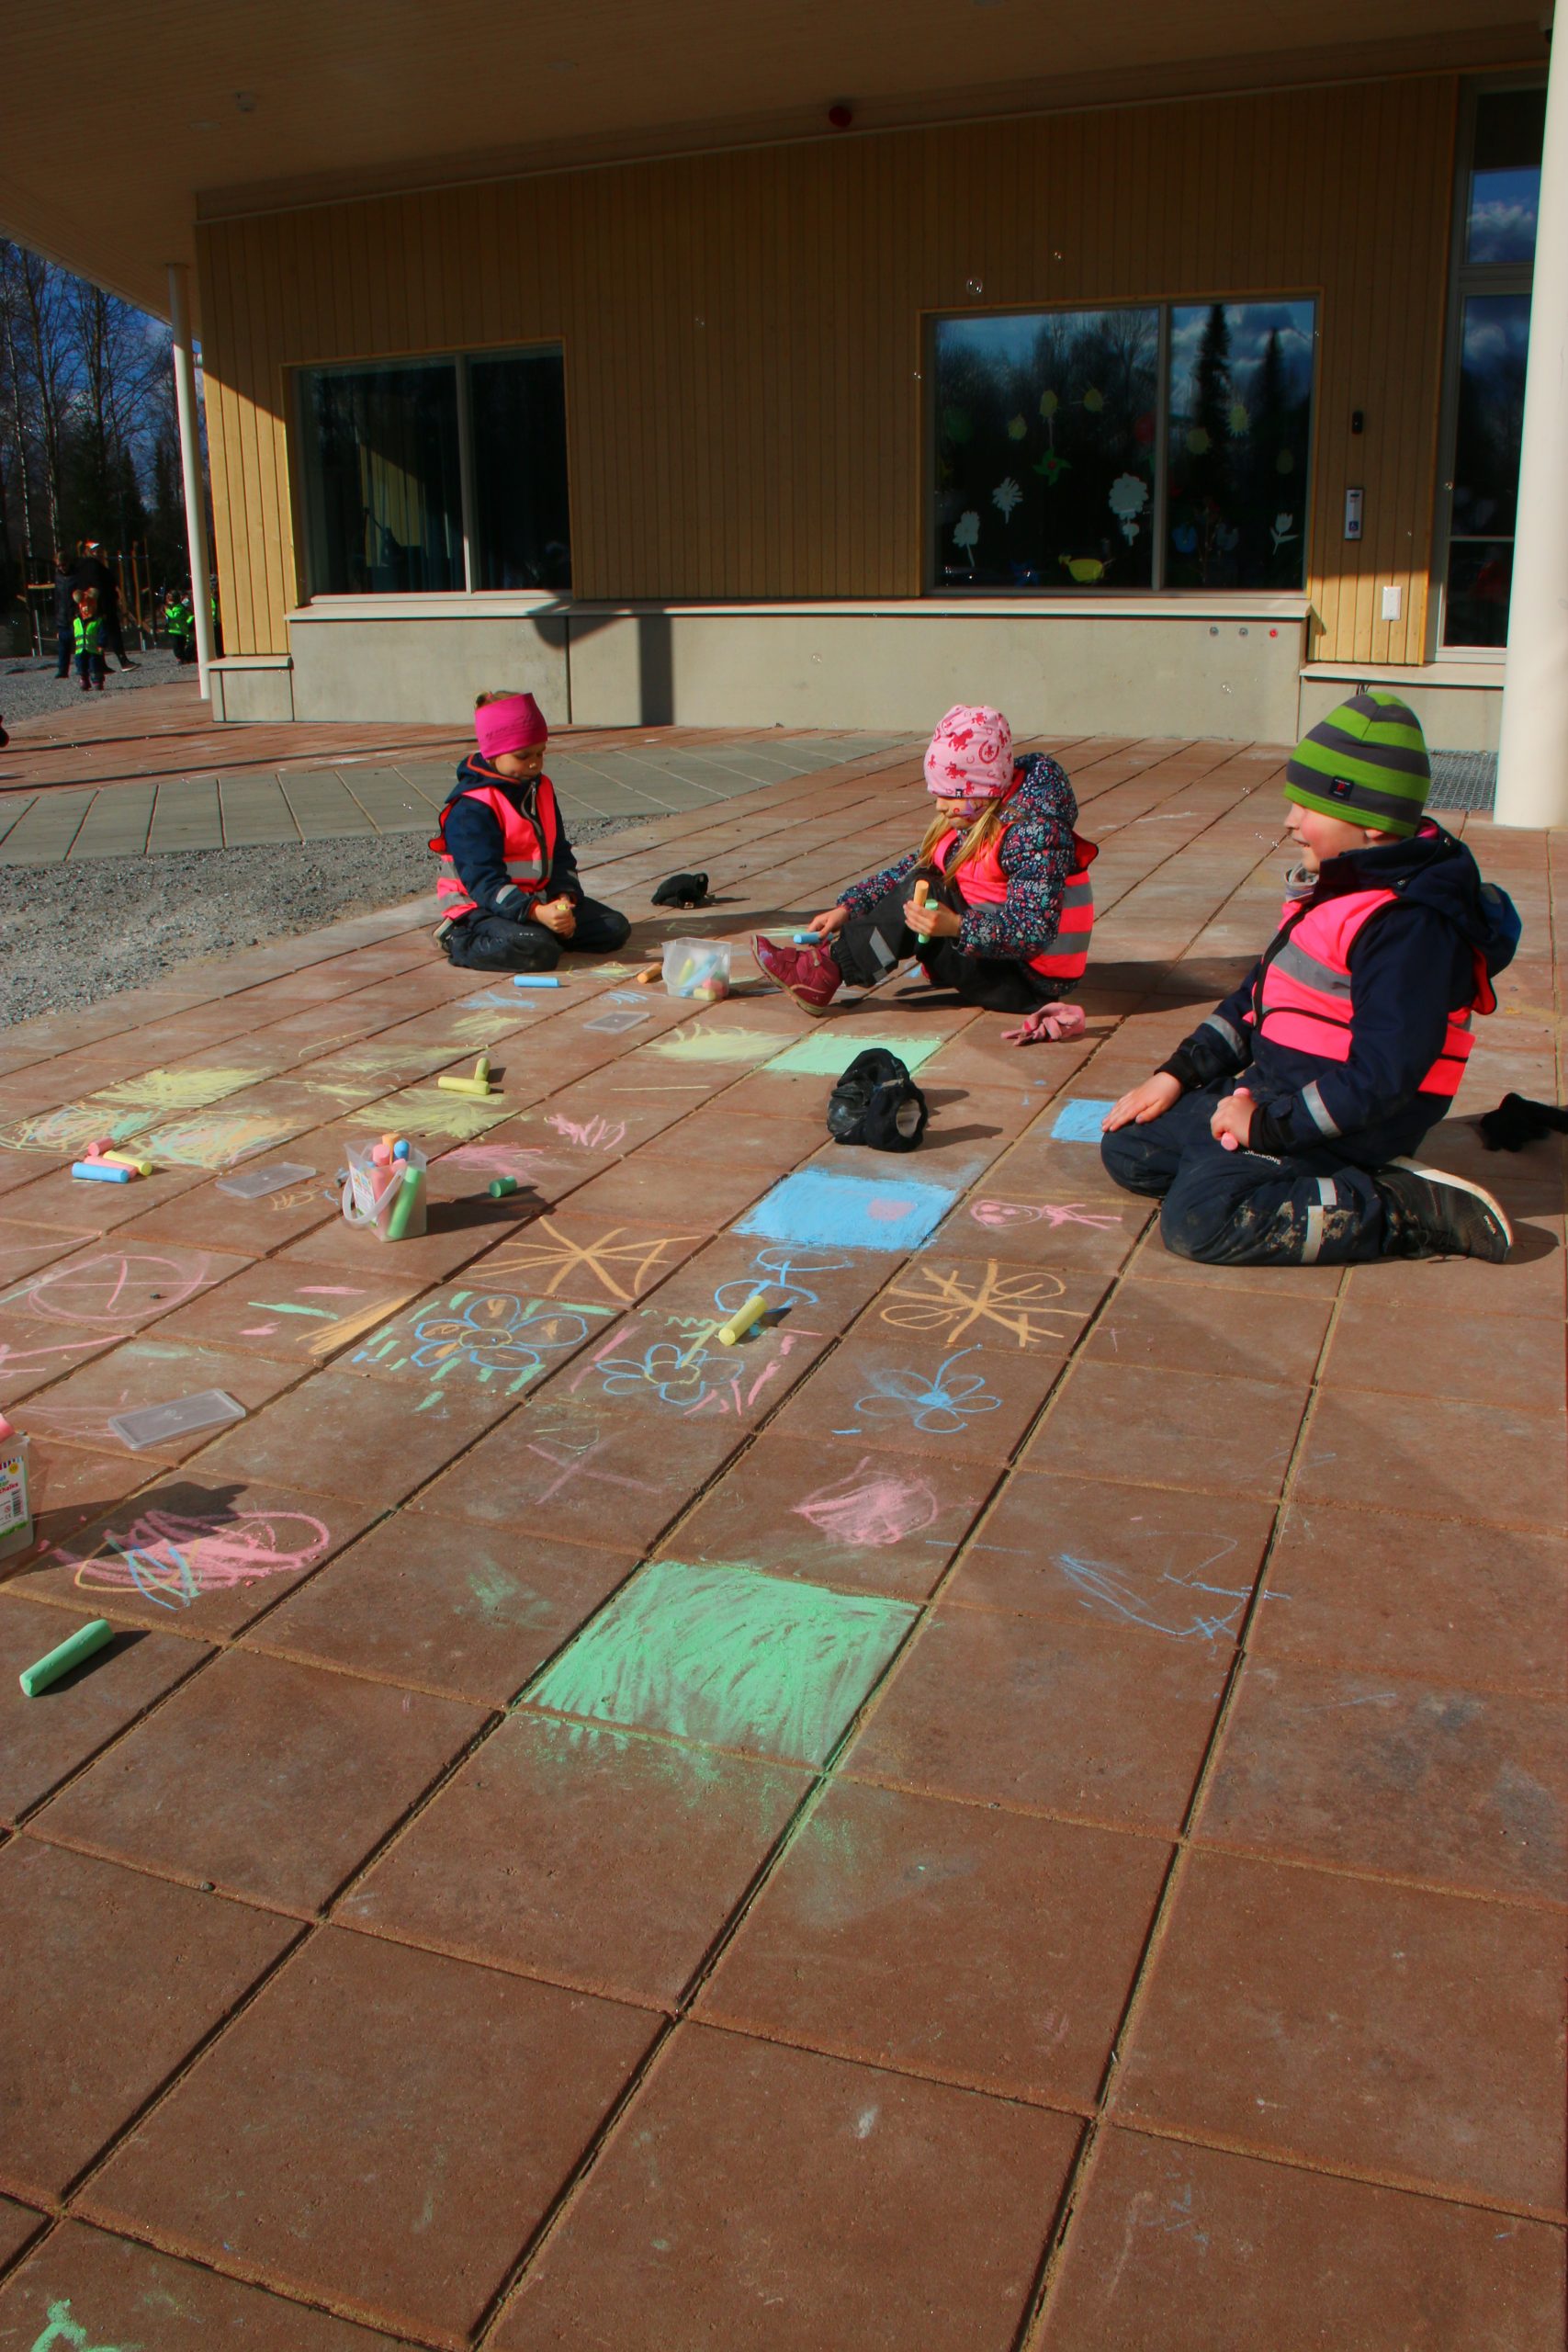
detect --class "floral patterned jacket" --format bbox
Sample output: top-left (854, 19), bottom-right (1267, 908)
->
top-left (836, 753), bottom-right (1081, 960)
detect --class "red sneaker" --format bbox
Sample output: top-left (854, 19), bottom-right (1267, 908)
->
top-left (753, 933), bottom-right (843, 1014)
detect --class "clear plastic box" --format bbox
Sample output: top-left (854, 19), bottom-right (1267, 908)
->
top-left (661, 939), bottom-right (732, 999)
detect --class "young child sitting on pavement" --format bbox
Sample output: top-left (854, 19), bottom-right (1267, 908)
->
top-left (1101, 690), bottom-right (1519, 1266)
top-left (754, 703), bottom-right (1095, 1035)
top-left (432, 691), bottom-right (631, 972)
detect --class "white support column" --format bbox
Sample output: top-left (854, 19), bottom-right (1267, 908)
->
top-left (166, 261), bottom-right (216, 703)
top-left (1495, 27), bottom-right (1568, 827)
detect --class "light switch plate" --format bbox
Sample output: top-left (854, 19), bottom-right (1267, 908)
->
top-left (1381, 584), bottom-right (1403, 621)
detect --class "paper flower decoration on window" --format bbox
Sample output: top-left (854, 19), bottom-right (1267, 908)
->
top-left (1033, 450), bottom-right (1069, 482)
top-left (992, 478), bottom-right (1022, 520)
top-left (1227, 401), bottom-right (1251, 436)
top-left (942, 406), bottom-right (974, 446)
top-left (1081, 387), bottom-right (1104, 413)
top-left (1276, 449), bottom-right (1295, 474)
top-left (953, 510), bottom-right (980, 573)
top-left (1060, 555), bottom-right (1107, 582)
top-left (1172, 523), bottom-right (1199, 555)
top-left (1186, 425), bottom-right (1212, 456)
top-left (1269, 512), bottom-right (1298, 553)
top-left (1039, 390), bottom-right (1059, 419)
top-left (1108, 473), bottom-right (1149, 542)
top-left (1006, 413), bottom-right (1027, 440)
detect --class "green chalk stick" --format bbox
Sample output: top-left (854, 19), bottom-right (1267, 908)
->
top-left (386, 1164), bottom-right (424, 1241)
top-left (489, 1176), bottom-right (518, 1198)
top-left (20, 1617), bottom-right (114, 1697)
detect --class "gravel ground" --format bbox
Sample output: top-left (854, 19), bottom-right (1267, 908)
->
top-left (1, 647), bottom-right (189, 728)
top-left (0, 818), bottom-right (633, 1027)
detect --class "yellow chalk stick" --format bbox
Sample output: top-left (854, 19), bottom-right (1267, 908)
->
top-left (436, 1074), bottom-right (492, 1097)
top-left (102, 1153), bottom-right (153, 1175)
top-left (716, 1293), bottom-right (769, 1346)
top-left (473, 1054), bottom-right (491, 1085)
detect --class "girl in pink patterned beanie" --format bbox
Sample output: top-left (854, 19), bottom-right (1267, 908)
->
top-left (754, 704), bottom-right (1095, 1036)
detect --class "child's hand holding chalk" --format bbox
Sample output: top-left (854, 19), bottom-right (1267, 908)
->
top-left (1211, 1087), bottom-right (1255, 1152)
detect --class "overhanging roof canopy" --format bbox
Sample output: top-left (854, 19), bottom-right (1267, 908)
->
top-left (0, 0), bottom-right (1543, 316)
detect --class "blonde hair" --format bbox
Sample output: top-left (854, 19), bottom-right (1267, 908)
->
top-left (918, 800), bottom-right (1007, 876)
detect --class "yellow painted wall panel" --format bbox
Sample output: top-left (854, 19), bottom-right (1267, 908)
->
top-left (197, 71), bottom-right (1461, 667)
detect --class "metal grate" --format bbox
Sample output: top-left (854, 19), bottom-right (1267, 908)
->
top-left (1427, 750), bottom-right (1496, 812)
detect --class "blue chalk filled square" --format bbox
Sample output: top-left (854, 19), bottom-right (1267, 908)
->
top-left (1050, 1099), bottom-right (1116, 1142)
top-left (736, 1167), bottom-right (956, 1253)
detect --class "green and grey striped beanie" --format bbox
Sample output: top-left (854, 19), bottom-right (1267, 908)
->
top-left (1284, 689), bottom-right (1430, 838)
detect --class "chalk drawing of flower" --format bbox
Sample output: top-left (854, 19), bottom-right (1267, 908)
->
top-left (855, 1347), bottom-right (1002, 1437)
top-left (72, 1505), bottom-right (332, 1610)
top-left (410, 1291), bottom-right (587, 1379)
top-left (991, 478), bottom-right (1022, 521)
top-left (1270, 512), bottom-right (1298, 553)
top-left (1108, 472), bottom-right (1148, 543)
top-left (1006, 413), bottom-right (1028, 440)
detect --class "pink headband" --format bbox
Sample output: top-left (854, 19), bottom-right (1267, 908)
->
top-left (923, 704), bottom-right (1014, 799)
top-left (475, 692), bottom-right (547, 761)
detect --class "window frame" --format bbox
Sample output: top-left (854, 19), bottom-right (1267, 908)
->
top-left (1429, 74), bottom-right (1546, 660)
top-left (290, 339), bottom-right (570, 602)
top-left (922, 289), bottom-right (1320, 597)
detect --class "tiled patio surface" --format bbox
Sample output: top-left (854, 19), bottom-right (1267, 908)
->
top-left (0, 731), bottom-right (1562, 2348)
top-left (0, 680), bottom-right (915, 860)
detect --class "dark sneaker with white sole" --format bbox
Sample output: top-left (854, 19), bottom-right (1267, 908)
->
top-left (1376, 1158), bottom-right (1513, 1261)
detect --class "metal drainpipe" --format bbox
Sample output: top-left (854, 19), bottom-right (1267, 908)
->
top-left (166, 261), bottom-right (216, 704)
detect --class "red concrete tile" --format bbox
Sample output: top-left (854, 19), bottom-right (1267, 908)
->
top-left (1021, 1362), bottom-right (1308, 1500)
top-left (0, 2193), bottom-right (41, 2271)
top-left (147, 1260), bottom-right (423, 1365)
top-left (79, 1927), bottom-right (658, 2347)
top-left (774, 1332), bottom-right (1062, 1464)
top-left (1, 1162), bottom-right (209, 1238)
top-left (0, 1841), bottom-right (295, 2202)
top-left (566, 1151), bottom-right (773, 1229)
top-left (639, 1101), bottom-right (819, 1179)
top-left (6, 1441), bottom-right (150, 1572)
top-left (862, 1251), bottom-right (1111, 1354)
top-left (546, 1296), bottom-right (830, 1429)
top-left (341, 1712), bottom-right (807, 2005)
top-left (698, 1777), bottom-right (1168, 2104)
top-left (1342, 1214), bottom-right (1567, 1317)
top-left (14, 1473), bottom-right (382, 1637)
top-left (1197, 1657), bottom-right (1568, 1901)
top-left (0, 2222), bottom-right (411, 2348)
top-left (248, 1513), bottom-right (637, 1705)
top-left (952, 1469), bottom-right (1275, 1645)
top-left (931, 1185), bottom-right (1152, 1277)
top-left (273, 1196), bottom-right (518, 1280)
top-left (1114, 1849), bottom-right (1567, 2209)
top-left (0, 1238), bottom-right (253, 1355)
top-left (1082, 1278), bottom-right (1331, 1382)
top-left (1255, 1500), bottom-right (1568, 1696)
top-left (495, 2025), bottom-right (1079, 2352)
top-left (0, 1596), bottom-right (207, 1824)
top-left (1123, 1226), bottom-right (1346, 1295)
top-left (846, 1606), bottom-right (1226, 1831)
top-left (671, 1430), bottom-right (995, 1600)
top-left (340, 1273), bottom-right (610, 1412)
top-left (1294, 1389), bottom-right (1568, 1532)
top-left (191, 1368), bottom-right (499, 1509)
top-left (34, 1647), bottom-right (482, 1913)
top-left (1035, 2128), bottom-right (1568, 2352)
top-left (1325, 1292), bottom-right (1567, 1410)
top-left (110, 1164), bottom-right (343, 1253)
top-left (0, 1216), bottom-right (99, 1285)
top-left (17, 1338), bottom-right (299, 1464)
top-left (642, 1227), bottom-right (895, 1339)
top-left (474, 1206), bottom-right (710, 1308)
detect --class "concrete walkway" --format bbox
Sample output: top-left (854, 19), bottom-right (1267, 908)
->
top-left (0, 683), bottom-right (914, 863)
top-left (0, 734), bottom-right (1561, 2350)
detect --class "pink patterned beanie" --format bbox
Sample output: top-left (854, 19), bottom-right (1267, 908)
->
top-left (923, 704), bottom-right (1015, 799)
top-left (474, 691), bottom-right (547, 761)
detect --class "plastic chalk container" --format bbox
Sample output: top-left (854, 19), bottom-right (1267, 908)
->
top-left (109, 1390), bottom-right (246, 1452)
top-left (584, 1004), bottom-right (652, 1035)
top-left (661, 939), bottom-right (733, 999)
top-left (218, 1160), bottom-right (316, 1200)
top-left (343, 1140), bottom-right (429, 1242)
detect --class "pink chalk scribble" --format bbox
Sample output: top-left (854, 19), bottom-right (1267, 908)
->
top-left (866, 1198), bottom-right (915, 1222)
top-left (968, 1199), bottom-right (1123, 1232)
top-left (547, 1113), bottom-right (627, 1153)
top-left (12, 1250), bottom-right (213, 1329)
top-left (445, 1143), bottom-right (547, 1180)
top-left (59, 1504), bottom-right (333, 1611)
top-left (794, 1458), bottom-right (941, 1548)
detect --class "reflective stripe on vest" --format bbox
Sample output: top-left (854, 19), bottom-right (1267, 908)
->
top-left (429, 772), bottom-right (560, 922)
top-left (1252, 885), bottom-right (1479, 1100)
top-left (930, 805), bottom-right (1098, 982)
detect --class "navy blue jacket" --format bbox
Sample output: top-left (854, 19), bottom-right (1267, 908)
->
top-left (1164, 820), bottom-right (1516, 1164)
top-left (440, 756), bottom-right (581, 922)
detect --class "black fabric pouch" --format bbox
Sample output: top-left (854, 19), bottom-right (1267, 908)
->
top-left (826, 1048), bottom-right (928, 1152)
top-left (652, 870), bottom-right (710, 907)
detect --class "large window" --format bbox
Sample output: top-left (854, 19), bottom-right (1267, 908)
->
top-left (1437, 85), bottom-right (1545, 650)
top-left (931, 297), bottom-right (1315, 592)
top-left (298, 346), bottom-right (570, 597)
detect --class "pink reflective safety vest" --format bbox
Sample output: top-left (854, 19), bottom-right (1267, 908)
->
top-left (429, 766), bottom-right (561, 926)
top-left (931, 798), bottom-right (1098, 983)
top-left (1250, 885), bottom-right (1493, 1100)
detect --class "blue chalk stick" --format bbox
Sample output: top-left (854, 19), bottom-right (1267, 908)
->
top-left (1050, 1100), bottom-right (1117, 1142)
top-left (72, 1159), bottom-right (132, 1183)
top-left (392, 1140), bottom-right (410, 1159)
top-left (792, 932), bottom-right (818, 944)
top-left (513, 975), bottom-right (561, 989)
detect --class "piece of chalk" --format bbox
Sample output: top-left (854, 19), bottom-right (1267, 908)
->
top-left (85, 1137), bottom-right (110, 1157)
top-left (489, 1176), bottom-right (518, 1198)
top-left (372, 1143), bottom-right (391, 1165)
top-left (791, 932), bottom-right (818, 944)
top-left (473, 1054), bottom-right (491, 1085)
top-left (102, 1152), bottom-right (152, 1174)
top-left (393, 1139), bottom-right (410, 1160)
top-left (386, 1164), bottom-right (424, 1241)
top-left (513, 975), bottom-right (561, 989)
top-left (912, 879), bottom-right (931, 909)
top-left (72, 1160), bottom-right (131, 1183)
top-left (716, 1293), bottom-right (770, 1346)
top-left (436, 1074), bottom-right (492, 1096)
top-left (20, 1617), bottom-right (115, 1698)
top-left (381, 1133), bottom-right (396, 1149)
top-left (635, 967), bottom-right (660, 985)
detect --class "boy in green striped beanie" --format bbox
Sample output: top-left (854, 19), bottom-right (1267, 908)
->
top-left (1100, 690), bottom-right (1521, 1267)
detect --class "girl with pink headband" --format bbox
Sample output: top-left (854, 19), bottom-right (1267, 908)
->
top-left (430, 691), bottom-right (631, 971)
top-left (754, 703), bottom-right (1095, 1036)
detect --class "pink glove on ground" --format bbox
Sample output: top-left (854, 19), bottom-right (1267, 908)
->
top-left (1000, 1001), bottom-right (1088, 1046)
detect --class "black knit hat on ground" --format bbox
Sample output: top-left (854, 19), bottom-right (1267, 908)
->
top-left (1283, 688), bottom-right (1431, 838)
top-left (826, 1049), bottom-right (928, 1152)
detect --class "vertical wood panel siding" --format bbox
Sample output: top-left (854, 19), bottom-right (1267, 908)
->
top-left (197, 73), bottom-right (1458, 666)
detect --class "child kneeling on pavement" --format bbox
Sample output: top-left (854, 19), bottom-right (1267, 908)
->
top-left (754, 703), bottom-right (1095, 1034)
top-left (432, 692), bottom-right (631, 972)
top-left (1101, 690), bottom-right (1519, 1266)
